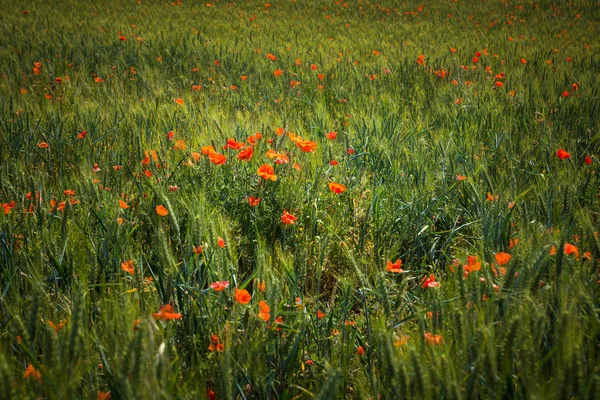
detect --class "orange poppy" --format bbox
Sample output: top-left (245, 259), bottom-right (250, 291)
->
top-left (258, 164), bottom-right (277, 181)
top-left (273, 69), bottom-right (283, 76)
top-left (24, 364), bottom-right (42, 382)
top-left (193, 244), bottom-right (203, 254)
top-left (281, 210), bottom-right (297, 225)
top-left (121, 260), bottom-right (135, 274)
top-left (234, 288), bottom-right (252, 304)
top-left (248, 196), bottom-right (261, 206)
top-left (386, 259), bottom-right (404, 273)
top-left (495, 252), bottom-right (511, 265)
top-left (175, 98), bottom-right (184, 105)
top-left (357, 346), bottom-right (365, 356)
top-left (424, 332), bottom-right (442, 345)
top-left (326, 131), bottom-right (337, 140)
top-left (47, 319), bottom-right (67, 332)
top-left (156, 205), bottom-right (169, 216)
top-left (217, 237), bottom-right (225, 248)
top-left (153, 304), bottom-right (182, 320)
top-left (38, 142), bottom-right (49, 149)
top-left (210, 153), bottom-right (227, 165)
top-left (564, 243), bottom-right (579, 259)
top-left (119, 200), bottom-right (129, 209)
top-left (328, 182), bottom-right (347, 194)
top-left (295, 139), bottom-right (317, 153)
top-left (556, 148), bottom-right (570, 159)
top-left (258, 300), bottom-right (271, 321)
top-left (238, 146), bottom-right (253, 161)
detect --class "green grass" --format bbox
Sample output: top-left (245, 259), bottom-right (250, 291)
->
top-left (1, 0), bottom-right (599, 398)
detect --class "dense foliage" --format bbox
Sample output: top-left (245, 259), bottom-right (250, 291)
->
top-left (1, 0), bottom-right (599, 398)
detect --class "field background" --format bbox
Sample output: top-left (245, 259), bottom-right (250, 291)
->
top-left (1, 0), bottom-right (599, 398)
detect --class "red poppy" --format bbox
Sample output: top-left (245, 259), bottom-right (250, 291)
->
top-left (584, 155), bottom-right (592, 165)
top-left (564, 243), bottom-right (579, 259)
top-left (326, 131), bottom-right (337, 140)
top-left (273, 69), bottom-right (283, 76)
top-left (556, 148), bottom-right (571, 159)
top-left (422, 274), bottom-right (440, 289)
top-left (328, 182), bottom-right (347, 194)
top-left (193, 245), bottom-right (203, 254)
top-left (424, 332), bottom-right (442, 345)
top-left (238, 146), bottom-right (253, 161)
top-left (357, 346), bottom-right (365, 356)
top-left (24, 364), bottom-right (42, 382)
top-left (210, 281), bottom-right (229, 291)
top-left (281, 210), bottom-right (297, 225)
top-left (248, 196), bottom-right (261, 206)
top-left (217, 237), bottom-right (225, 248)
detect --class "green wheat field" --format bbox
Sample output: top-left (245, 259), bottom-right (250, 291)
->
top-left (1, 0), bottom-right (599, 398)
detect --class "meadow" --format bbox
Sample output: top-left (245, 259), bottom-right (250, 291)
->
top-left (1, 0), bottom-right (599, 398)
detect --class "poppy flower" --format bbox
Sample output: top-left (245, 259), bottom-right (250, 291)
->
top-left (193, 244), bottom-right (203, 254)
top-left (24, 364), bottom-right (42, 382)
top-left (326, 131), bottom-right (337, 140)
top-left (328, 182), bottom-right (347, 194)
top-left (119, 35), bottom-right (126, 41)
top-left (175, 98), bottom-right (184, 105)
top-left (153, 304), bottom-right (183, 320)
top-left (47, 319), bottom-right (67, 332)
top-left (386, 259), bottom-right (404, 273)
top-left (273, 69), bottom-right (283, 76)
top-left (422, 274), bottom-right (440, 289)
top-left (520, 57), bottom-right (527, 64)
top-left (564, 243), bottom-right (579, 259)
top-left (275, 127), bottom-right (285, 136)
top-left (210, 153), bottom-right (227, 165)
top-left (38, 142), bottom-right (49, 149)
top-left (234, 288), bottom-right (251, 304)
top-left (556, 148), bottom-right (571, 159)
top-left (424, 332), bottom-right (442, 345)
top-left (584, 155), bottom-right (592, 165)
top-left (248, 196), bottom-right (261, 206)
top-left (210, 281), bottom-right (229, 291)
top-left (121, 260), bottom-right (135, 274)
top-left (317, 310), bottom-right (326, 319)
top-left (78, 131), bottom-right (87, 139)
top-left (98, 391), bottom-right (111, 400)
top-left (156, 205), bottom-right (169, 216)
top-left (281, 210), bottom-right (297, 225)
top-left (217, 237), bottom-right (225, 248)
top-left (258, 164), bottom-right (277, 181)
top-left (495, 252), bottom-right (511, 265)
top-left (63, 189), bottom-right (75, 196)
top-left (456, 174), bottom-right (466, 181)
top-left (330, 160), bottom-right (338, 166)
top-left (258, 300), bottom-right (271, 321)
top-left (119, 200), bottom-right (129, 209)
top-left (486, 192), bottom-right (498, 202)
top-left (238, 146), bottom-right (253, 161)
top-left (357, 346), bottom-right (365, 356)
top-left (296, 139), bottom-right (317, 153)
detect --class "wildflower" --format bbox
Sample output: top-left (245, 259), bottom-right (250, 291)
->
top-left (495, 252), bottom-right (511, 265)
top-left (520, 57), bottom-right (527, 64)
top-left (175, 98), bottom-right (184, 105)
top-left (153, 304), bottom-right (183, 320)
top-left (281, 210), bottom-right (297, 225)
top-left (357, 346), bottom-right (365, 356)
top-left (330, 160), bottom-right (338, 166)
top-left (564, 243), bottom-right (579, 259)
top-left (210, 153), bottom-right (227, 165)
top-left (317, 310), bottom-right (326, 319)
top-left (248, 196), bottom-right (261, 206)
top-left (386, 259), bottom-right (404, 273)
top-left (258, 300), bottom-right (271, 321)
top-left (217, 237), bottom-right (225, 248)
top-left (328, 182), bottom-right (347, 194)
top-left (326, 131), bottom-right (337, 140)
top-left (210, 281), bottom-right (229, 291)
top-left (24, 364), bottom-right (42, 383)
top-left (273, 69), bottom-right (283, 76)
top-left (258, 164), bottom-right (277, 181)
top-left (234, 288), bottom-right (251, 304)
top-left (424, 332), bottom-right (442, 345)
top-left (119, 35), bottom-right (126, 41)
top-left (556, 148), bottom-right (571, 159)
top-left (295, 139), bottom-right (317, 153)
top-left (456, 174), bottom-right (466, 181)
top-left (192, 244), bottom-right (203, 254)
top-left (156, 205), bottom-right (169, 216)
top-left (98, 392), bottom-right (111, 400)
top-left (121, 260), bottom-right (135, 274)
top-left (422, 274), bottom-right (440, 289)
top-left (38, 141), bottom-right (49, 149)
top-left (119, 200), bottom-right (129, 209)
top-left (486, 192), bottom-right (498, 202)
top-left (275, 127), bottom-right (285, 136)
top-left (47, 319), bottom-right (67, 332)
top-left (78, 131), bottom-right (87, 139)
top-left (584, 155), bottom-right (592, 165)
top-left (238, 146), bottom-right (253, 161)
